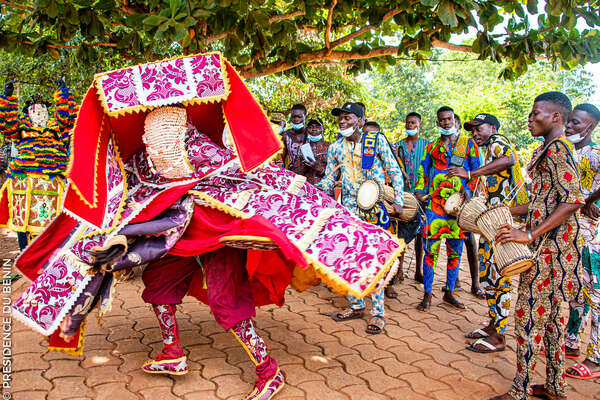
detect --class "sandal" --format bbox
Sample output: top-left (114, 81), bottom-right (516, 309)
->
top-left (365, 316), bottom-right (385, 334)
top-left (531, 384), bottom-right (567, 400)
top-left (385, 286), bottom-right (398, 299)
top-left (416, 300), bottom-right (430, 312)
top-left (566, 362), bottom-right (600, 380)
top-left (471, 287), bottom-right (485, 299)
top-left (331, 308), bottom-right (364, 322)
top-left (442, 294), bottom-right (466, 310)
top-left (465, 328), bottom-right (489, 339)
top-left (466, 338), bottom-right (505, 353)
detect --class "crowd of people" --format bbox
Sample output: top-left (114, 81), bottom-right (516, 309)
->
top-left (1, 53), bottom-right (599, 400)
top-left (274, 94), bottom-right (600, 399)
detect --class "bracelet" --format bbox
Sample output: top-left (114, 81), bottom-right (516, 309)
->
top-left (527, 231), bottom-right (533, 242)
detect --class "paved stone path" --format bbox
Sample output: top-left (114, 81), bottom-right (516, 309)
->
top-left (4, 228), bottom-right (598, 399)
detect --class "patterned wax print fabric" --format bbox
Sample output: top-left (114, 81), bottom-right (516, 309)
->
top-left (289, 140), bottom-right (330, 186)
top-left (509, 137), bottom-right (585, 400)
top-left (394, 137), bottom-right (429, 191)
top-left (565, 142), bottom-right (600, 365)
top-left (478, 134), bottom-right (528, 335)
top-left (318, 133), bottom-right (405, 214)
top-left (282, 129), bottom-right (306, 168)
top-left (415, 135), bottom-right (480, 239)
top-left (482, 134), bottom-right (528, 207)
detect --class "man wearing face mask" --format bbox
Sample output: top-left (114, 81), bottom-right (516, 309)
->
top-left (318, 102), bottom-right (405, 335)
top-left (563, 103), bottom-right (600, 380)
top-left (0, 78), bottom-right (77, 248)
top-left (447, 113), bottom-right (528, 354)
top-left (289, 117), bottom-right (329, 185)
top-left (281, 103), bottom-right (307, 169)
top-left (414, 106), bottom-right (481, 312)
top-left (386, 112), bottom-right (429, 297)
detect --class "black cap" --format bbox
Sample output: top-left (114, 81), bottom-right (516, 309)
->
top-left (307, 117), bottom-right (324, 127)
top-left (332, 102), bottom-right (364, 119)
top-left (464, 113), bottom-right (500, 131)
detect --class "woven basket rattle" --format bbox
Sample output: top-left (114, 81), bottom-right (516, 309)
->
top-left (475, 204), bottom-right (534, 276)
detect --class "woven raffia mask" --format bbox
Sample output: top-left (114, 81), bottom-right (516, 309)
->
top-left (28, 104), bottom-right (49, 128)
top-left (143, 106), bottom-right (194, 179)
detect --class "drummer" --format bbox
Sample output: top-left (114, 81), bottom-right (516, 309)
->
top-left (447, 113), bottom-right (529, 354)
top-left (414, 106), bottom-right (481, 312)
top-left (491, 92), bottom-right (584, 400)
top-left (318, 102), bottom-right (405, 335)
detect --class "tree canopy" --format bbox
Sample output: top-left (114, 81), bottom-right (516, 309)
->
top-left (1, 0), bottom-right (599, 79)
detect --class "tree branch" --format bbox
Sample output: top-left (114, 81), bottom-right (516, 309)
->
top-left (324, 0), bottom-right (337, 52)
top-left (329, 9), bottom-right (402, 49)
top-left (240, 35), bottom-right (474, 79)
top-left (8, 39), bottom-right (117, 49)
top-left (204, 10), bottom-right (306, 44)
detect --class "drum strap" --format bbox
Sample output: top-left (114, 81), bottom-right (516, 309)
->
top-left (361, 131), bottom-right (379, 170)
top-left (449, 134), bottom-right (469, 167)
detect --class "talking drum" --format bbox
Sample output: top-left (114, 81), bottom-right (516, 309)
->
top-left (398, 192), bottom-right (419, 222)
top-left (456, 196), bottom-right (487, 234)
top-left (443, 192), bottom-right (464, 216)
top-left (357, 179), bottom-right (384, 219)
top-left (475, 204), bottom-right (534, 276)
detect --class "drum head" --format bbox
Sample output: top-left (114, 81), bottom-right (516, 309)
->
top-left (357, 180), bottom-right (380, 210)
top-left (500, 259), bottom-right (534, 277)
top-left (444, 192), bottom-right (463, 216)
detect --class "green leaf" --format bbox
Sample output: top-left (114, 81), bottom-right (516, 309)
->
top-left (170, 0), bottom-right (181, 18)
top-left (526, 0), bottom-right (537, 14)
top-left (92, 0), bottom-right (116, 11)
top-left (438, 0), bottom-right (458, 27)
top-left (143, 15), bottom-right (168, 26)
top-left (47, 0), bottom-right (59, 18)
top-left (48, 47), bottom-right (60, 60)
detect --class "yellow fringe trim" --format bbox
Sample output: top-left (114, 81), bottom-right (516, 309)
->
top-left (188, 189), bottom-right (406, 298)
top-left (220, 235), bottom-right (273, 243)
top-left (47, 318), bottom-right (86, 357)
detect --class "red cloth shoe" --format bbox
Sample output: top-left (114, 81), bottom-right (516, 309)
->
top-left (142, 342), bottom-right (189, 375)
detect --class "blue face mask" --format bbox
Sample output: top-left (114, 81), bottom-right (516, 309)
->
top-left (406, 128), bottom-right (419, 137)
top-left (439, 126), bottom-right (456, 136)
top-left (308, 134), bottom-right (323, 142)
top-left (290, 122), bottom-right (304, 131)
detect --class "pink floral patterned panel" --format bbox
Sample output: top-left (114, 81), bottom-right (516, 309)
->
top-left (97, 54), bottom-right (227, 115)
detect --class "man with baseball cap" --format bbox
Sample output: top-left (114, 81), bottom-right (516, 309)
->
top-left (319, 102), bottom-right (405, 335)
top-left (448, 112), bottom-right (529, 354)
top-left (289, 117), bottom-right (330, 185)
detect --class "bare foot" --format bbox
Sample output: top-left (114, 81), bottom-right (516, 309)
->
top-left (417, 292), bottom-right (432, 311)
top-left (565, 345), bottom-right (580, 358)
top-left (414, 273), bottom-right (423, 283)
top-left (531, 384), bottom-right (567, 399)
top-left (442, 290), bottom-right (465, 309)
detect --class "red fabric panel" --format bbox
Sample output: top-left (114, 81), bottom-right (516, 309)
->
top-left (222, 62), bottom-right (281, 172)
top-left (67, 87), bottom-right (109, 224)
top-left (0, 185), bottom-right (9, 226)
top-left (170, 204), bottom-right (305, 307)
top-left (48, 324), bottom-right (82, 354)
top-left (129, 181), bottom-right (199, 224)
top-left (15, 214), bottom-right (78, 280)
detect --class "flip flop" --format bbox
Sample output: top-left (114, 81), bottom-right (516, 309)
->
top-left (442, 295), bottom-right (466, 310)
top-left (471, 287), bottom-right (485, 299)
top-left (365, 316), bottom-right (385, 335)
top-left (565, 362), bottom-right (600, 380)
top-left (466, 338), bottom-right (505, 353)
top-left (465, 328), bottom-right (489, 339)
top-left (331, 308), bottom-right (364, 322)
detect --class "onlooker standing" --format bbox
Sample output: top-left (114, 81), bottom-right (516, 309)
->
top-left (289, 117), bottom-right (330, 185)
top-left (563, 103), bottom-right (600, 380)
top-left (282, 104), bottom-right (308, 169)
top-left (386, 112), bottom-right (429, 298)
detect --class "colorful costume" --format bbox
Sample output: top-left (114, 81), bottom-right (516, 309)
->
top-left (565, 142), bottom-right (600, 367)
top-left (415, 135), bottom-right (480, 293)
top-left (394, 137), bottom-right (429, 191)
top-left (478, 134), bottom-right (528, 335)
top-left (12, 53), bottom-right (402, 400)
top-left (319, 130), bottom-right (404, 317)
top-left (281, 128), bottom-right (306, 169)
top-left (0, 87), bottom-right (77, 237)
top-left (510, 137), bottom-right (584, 399)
